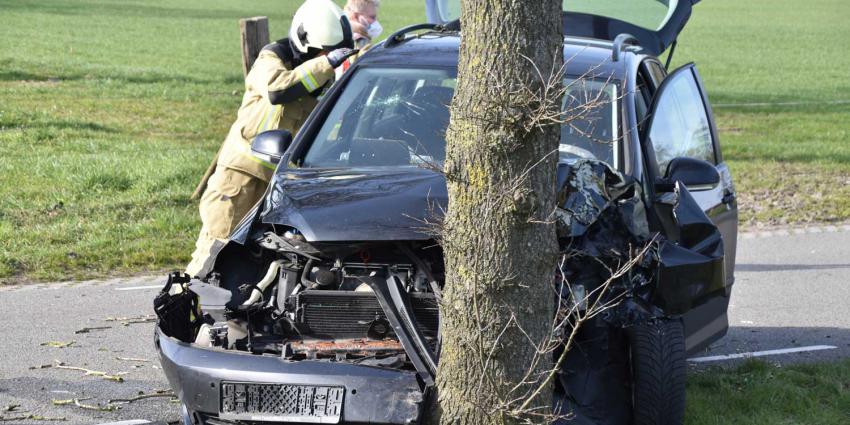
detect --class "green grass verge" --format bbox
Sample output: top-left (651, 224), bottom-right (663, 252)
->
top-left (0, 0), bottom-right (848, 282)
top-left (686, 359), bottom-right (850, 424)
top-left (0, 0), bottom-right (426, 283)
top-left (672, 0), bottom-right (850, 227)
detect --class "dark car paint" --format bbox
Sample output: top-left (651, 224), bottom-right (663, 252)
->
top-left (260, 167), bottom-right (446, 242)
top-left (637, 63), bottom-right (738, 353)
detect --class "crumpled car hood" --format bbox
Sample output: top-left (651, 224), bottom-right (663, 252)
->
top-left (260, 167), bottom-right (447, 242)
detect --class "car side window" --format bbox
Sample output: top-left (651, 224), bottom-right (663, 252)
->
top-left (647, 68), bottom-right (715, 174)
top-left (644, 60), bottom-right (666, 89)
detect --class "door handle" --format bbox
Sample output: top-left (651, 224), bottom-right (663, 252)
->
top-left (722, 192), bottom-right (736, 204)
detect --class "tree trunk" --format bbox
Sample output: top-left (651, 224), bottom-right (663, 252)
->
top-left (431, 0), bottom-right (564, 424)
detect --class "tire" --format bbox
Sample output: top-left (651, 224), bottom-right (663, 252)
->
top-left (629, 318), bottom-right (687, 425)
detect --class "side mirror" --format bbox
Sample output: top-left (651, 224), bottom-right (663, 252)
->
top-left (657, 157), bottom-right (720, 192)
top-left (251, 130), bottom-right (293, 166)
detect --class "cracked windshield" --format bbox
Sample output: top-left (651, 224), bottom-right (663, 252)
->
top-left (303, 68), bottom-right (619, 168)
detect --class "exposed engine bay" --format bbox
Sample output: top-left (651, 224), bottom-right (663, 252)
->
top-left (159, 236), bottom-right (445, 382)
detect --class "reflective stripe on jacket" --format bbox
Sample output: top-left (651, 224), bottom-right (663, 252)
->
top-left (216, 40), bottom-right (334, 181)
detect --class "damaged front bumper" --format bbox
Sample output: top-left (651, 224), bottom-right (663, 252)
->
top-left (154, 326), bottom-right (424, 424)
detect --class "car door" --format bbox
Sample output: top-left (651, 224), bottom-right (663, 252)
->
top-left (642, 63), bottom-right (738, 354)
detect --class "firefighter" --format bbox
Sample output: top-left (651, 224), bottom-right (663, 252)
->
top-left (186, 0), bottom-right (357, 277)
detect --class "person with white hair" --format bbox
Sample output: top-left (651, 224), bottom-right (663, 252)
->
top-left (344, 0), bottom-right (383, 48)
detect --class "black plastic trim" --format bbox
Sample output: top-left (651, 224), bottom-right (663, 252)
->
top-left (384, 23), bottom-right (439, 48)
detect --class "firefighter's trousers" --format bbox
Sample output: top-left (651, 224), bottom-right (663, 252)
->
top-left (186, 167), bottom-right (267, 277)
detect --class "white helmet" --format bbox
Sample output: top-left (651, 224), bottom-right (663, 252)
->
top-left (289, 0), bottom-right (354, 54)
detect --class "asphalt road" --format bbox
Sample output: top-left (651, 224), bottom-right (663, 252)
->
top-left (694, 225), bottom-right (850, 365)
top-left (0, 225), bottom-right (848, 424)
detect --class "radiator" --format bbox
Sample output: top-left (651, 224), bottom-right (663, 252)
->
top-left (295, 290), bottom-right (439, 341)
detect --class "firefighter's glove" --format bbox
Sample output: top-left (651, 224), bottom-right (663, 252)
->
top-left (326, 48), bottom-right (359, 68)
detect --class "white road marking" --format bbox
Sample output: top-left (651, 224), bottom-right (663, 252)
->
top-left (688, 345), bottom-right (838, 363)
top-left (713, 100), bottom-right (850, 108)
top-left (114, 285), bottom-right (162, 291)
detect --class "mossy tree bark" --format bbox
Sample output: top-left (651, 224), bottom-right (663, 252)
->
top-left (429, 0), bottom-right (564, 424)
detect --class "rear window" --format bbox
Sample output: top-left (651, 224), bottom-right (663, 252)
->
top-left (563, 0), bottom-right (677, 31)
top-left (301, 67), bottom-right (619, 168)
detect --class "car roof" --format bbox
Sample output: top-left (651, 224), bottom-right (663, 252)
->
top-left (357, 32), bottom-right (632, 81)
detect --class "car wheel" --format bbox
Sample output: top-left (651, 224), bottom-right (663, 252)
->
top-left (629, 318), bottom-right (686, 425)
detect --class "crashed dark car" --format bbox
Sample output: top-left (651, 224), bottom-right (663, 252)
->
top-left (154, 1), bottom-right (737, 424)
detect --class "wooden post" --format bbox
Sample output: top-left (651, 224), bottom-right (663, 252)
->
top-left (191, 17), bottom-right (271, 200)
top-left (240, 16), bottom-right (270, 76)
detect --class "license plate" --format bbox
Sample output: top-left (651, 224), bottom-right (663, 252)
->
top-left (219, 382), bottom-right (344, 423)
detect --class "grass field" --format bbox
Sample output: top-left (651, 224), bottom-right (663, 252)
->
top-left (685, 359), bottom-right (850, 424)
top-left (673, 0), bottom-right (850, 227)
top-left (1, 0), bottom-right (848, 283)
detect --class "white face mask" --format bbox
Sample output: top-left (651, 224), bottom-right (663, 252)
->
top-left (366, 20), bottom-right (382, 40)
top-left (357, 15), bottom-right (382, 40)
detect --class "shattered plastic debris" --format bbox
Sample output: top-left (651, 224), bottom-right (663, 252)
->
top-left (556, 160), bottom-right (658, 327)
top-left (553, 160), bottom-right (726, 425)
top-left (554, 159), bottom-right (724, 326)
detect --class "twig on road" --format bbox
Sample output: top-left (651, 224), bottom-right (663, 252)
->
top-left (40, 341), bottom-right (76, 348)
top-left (52, 360), bottom-right (126, 383)
top-left (29, 364), bottom-right (53, 370)
top-left (74, 326), bottom-right (111, 334)
top-left (52, 398), bottom-right (119, 412)
top-left (0, 414), bottom-right (66, 422)
top-left (120, 318), bottom-right (156, 326)
top-left (115, 357), bottom-right (151, 362)
top-left (104, 315), bottom-right (156, 326)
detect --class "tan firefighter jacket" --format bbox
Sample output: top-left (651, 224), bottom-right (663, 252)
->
top-left (216, 39), bottom-right (335, 182)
